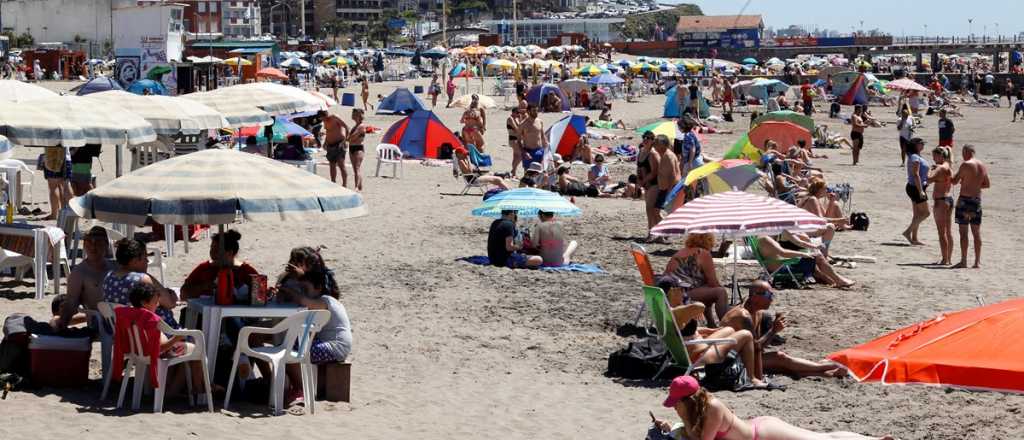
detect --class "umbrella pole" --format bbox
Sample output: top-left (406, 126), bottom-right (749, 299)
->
top-left (731, 243), bottom-right (739, 305)
top-left (115, 144), bottom-right (124, 178)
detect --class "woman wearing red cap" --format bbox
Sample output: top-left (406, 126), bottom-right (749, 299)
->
top-left (653, 376), bottom-right (894, 440)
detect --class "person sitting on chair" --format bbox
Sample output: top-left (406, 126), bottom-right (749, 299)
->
top-left (661, 233), bottom-right (729, 327)
top-left (755, 235), bottom-right (855, 288)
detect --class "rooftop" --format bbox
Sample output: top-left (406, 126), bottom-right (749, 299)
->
top-left (677, 15), bottom-right (763, 33)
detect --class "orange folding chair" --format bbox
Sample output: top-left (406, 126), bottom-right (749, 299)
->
top-left (630, 243), bottom-right (657, 325)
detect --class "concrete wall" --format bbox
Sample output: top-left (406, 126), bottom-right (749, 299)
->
top-left (1, 0), bottom-right (136, 46)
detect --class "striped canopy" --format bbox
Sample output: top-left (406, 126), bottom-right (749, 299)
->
top-left (234, 82), bottom-right (328, 112)
top-left (89, 91), bottom-right (229, 135)
top-left (651, 191), bottom-right (826, 237)
top-left (0, 100), bottom-right (86, 147)
top-left (181, 92), bottom-right (272, 128)
top-left (472, 188), bottom-right (581, 219)
top-left (0, 80), bottom-right (58, 102)
top-left (25, 96), bottom-right (157, 145)
top-left (183, 86), bottom-right (310, 117)
top-left (70, 149), bottom-right (367, 225)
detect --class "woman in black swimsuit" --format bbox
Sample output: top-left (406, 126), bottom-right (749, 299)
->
top-left (637, 131), bottom-right (662, 240)
top-left (346, 109), bottom-right (366, 191)
top-left (507, 108), bottom-right (523, 177)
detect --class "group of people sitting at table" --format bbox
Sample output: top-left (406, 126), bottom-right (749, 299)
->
top-left (53, 225), bottom-right (352, 411)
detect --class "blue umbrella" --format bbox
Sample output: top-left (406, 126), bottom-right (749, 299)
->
top-left (471, 188), bottom-right (581, 218)
top-left (74, 77), bottom-right (124, 96)
top-left (749, 79), bottom-right (790, 102)
top-left (742, 58), bottom-right (758, 65)
top-left (421, 48), bottom-right (448, 59)
top-left (385, 48), bottom-right (415, 57)
top-left (377, 88), bottom-right (428, 115)
top-left (587, 73), bottom-right (624, 86)
top-left (126, 79), bottom-right (167, 96)
top-left (524, 83), bottom-right (570, 112)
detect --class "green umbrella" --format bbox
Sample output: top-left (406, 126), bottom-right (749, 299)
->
top-left (752, 110), bottom-right (814, 132)
top-left (145, 65), bottom-right (173, 80)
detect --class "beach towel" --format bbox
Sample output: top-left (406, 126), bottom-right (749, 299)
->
top-left (457, 256), bottom-right (605, 273)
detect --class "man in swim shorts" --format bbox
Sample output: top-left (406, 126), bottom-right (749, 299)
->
top-left (951, 144), bottom-right (990, 268)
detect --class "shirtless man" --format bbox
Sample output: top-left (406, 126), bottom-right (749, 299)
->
top-left (951, 144), bottom-right (990, 268)
top-left (345, 109), bottom-right (367, 191)
top-left (720, 281), bottom-right (847, 378)
top-left (928, 147), bottom-right (954, 265)
top-left (655, 134), bottom-right (681, 213)
top-left (850, 105), bottom-right (867, 165)
top-left (320, 110), bottom-right (349, 185)
top-left (517, 104), bottom-right (547, 169)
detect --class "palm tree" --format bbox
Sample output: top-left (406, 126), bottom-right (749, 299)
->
top-left (322, 18), bottom-right (351, 48)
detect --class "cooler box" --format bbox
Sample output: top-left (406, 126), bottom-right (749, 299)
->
top-left (341, 93), bottom-right (356, 106)
top-left (29, 334), bottom-right (92, 387)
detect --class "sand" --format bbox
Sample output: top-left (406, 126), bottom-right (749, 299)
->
top-left (0, 76), bottom-right (1021, 440)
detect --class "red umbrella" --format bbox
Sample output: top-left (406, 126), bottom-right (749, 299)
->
top-left (829, 298), bottom-right (1024, 393)
top-left (256, 67), bottom-right (288, 81)
top-left (748, 121), bottom-right (812, 155)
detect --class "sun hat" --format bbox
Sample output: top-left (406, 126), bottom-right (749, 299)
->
top-left (662, 376), bottom-right (700, 408)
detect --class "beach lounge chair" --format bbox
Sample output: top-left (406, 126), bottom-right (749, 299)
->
top-left (373, 143), bottom-right (404, 178)
top-left (629, 243), bottom-right (657, 326)
top-left (745, 236), bottom-right (803, 289)
top-left (453, 158), bottom-right (488, 195)
top-left (115, 318), bottom-right (214, 413)
top-left (643, 286), bottom-right (735, 379)
top-left (467, 144), bottom-right (492, 169)
top-left (223, 310), bottom-right (330, 416)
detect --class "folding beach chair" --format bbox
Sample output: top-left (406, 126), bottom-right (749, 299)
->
top-left (452, 157), bottom-right (487, 195)
top-left (629, 243), bottom-right (657, 326)
top-left (467, 144), bottom-right (492, 170)
top-left (745, 236), bottom-right (803, 289)
top-left (643, 286), bottom-right (735, 379)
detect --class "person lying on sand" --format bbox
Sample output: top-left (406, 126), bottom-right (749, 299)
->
top-left (653, 376), bottom-right (896, 440)
top-left (755, 236), bottom-right (855, 288)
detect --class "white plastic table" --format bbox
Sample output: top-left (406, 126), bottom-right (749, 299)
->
top-left (0, 223), bottom-right (65, 299)
top-left (184, 297), bottom-right (304, 375)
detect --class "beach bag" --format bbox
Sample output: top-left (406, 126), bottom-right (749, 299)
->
top-left (700, 351), bottom-right (750, 392)
top-left (438, 144), bottom-right (454, 160)
top-left (43, 147), bottom-right (66, 173)
top-left (606, 336), bottom-right (683, 379)
top-left (850, 212), bottom-right (870, 231)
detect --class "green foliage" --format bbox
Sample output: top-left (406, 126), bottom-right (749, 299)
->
top-left (620, 4), bottom-right (702, 40)
top-left (2, 31), bottom-right (35, 48)
top-left (450, 0), bottom-right (488, 26)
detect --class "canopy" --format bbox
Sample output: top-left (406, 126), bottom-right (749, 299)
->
top-left (833, 72), bottom-right (868, 105)
top-left (525, 84), bottom-right (570, 112)
top-left (377, 88), bottom-right (428, 115)
top-left (70, 149), bottom-right (367, 225)
top-left (0, 80), bottom-right (58, 102)
top-left (748, 121), bottom-right (812, 154)
top-left (185, 85), bottom-right (315, 116)
top-left (24, 96), bottom-right (157, 145)
top-left (452, 94), bottom-right (496, 109)
top-left (73, 77), bottom-right (124, 96)
top-left (88, 91), bottom-right (228, 135)
top-left (829, 298), bottom-right (1024, 394)
top-left (651, 191), bottom-right (826, 237)
top-left (381, 110), bottom-right (463, 159)
top-left (234, 82), bottom-right (328, 112)
top-left (752, 110), bottom-right (814, 133)
top-left (636, 121), bottom-right (685, 141)
top-left (548, 114), bottom-right (586, 159)
top-left (126, 79), bottom-right (167, 96)
top-left (0, 102), bottom-right (86, 147)
top-left (664, 85), bottom-right (710, 119)
top-left (471, 188), bottom-right (581, 218)
top-left (885, 78), bottom-right (929, 93)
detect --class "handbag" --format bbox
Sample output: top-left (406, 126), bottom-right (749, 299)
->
top-left (850, 212), bottom-right (870, 231)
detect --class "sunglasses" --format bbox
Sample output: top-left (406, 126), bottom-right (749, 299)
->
top-left (757, 290), bottom-right (775, 301)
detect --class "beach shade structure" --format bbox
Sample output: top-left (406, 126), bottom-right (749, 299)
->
top-left (0, 79), bottom-right (59, 102)
top-left (828, 297), bottom-right (1024, 394)
top-left (381, 110), bottom-right (463, 159)
top-left (548, 114), bottom-right (587, 159)
top-left (145, 65), bottom-right (173, 80)
top-left (237, 119), bottom-right (312, 144)
top-left (385, 48), bottom-right (415, 57)
top-left (575, 64), bottom-right (606, 76)
top-left (588, 73), bottom-right (624, 86)
top-left (742, 58), bottom-right (758, 65)
top-left (723, 134), bottom-right (763, 163)
top-left (126, 79), bottom-right (167, 96)
top-left (189, 56), bottom-right (224, 64)
top-left (377, 88), bottom-right (429, 114)
top-left (885, 78), bottom-right (929, 93)
top-left (659, 62), bottom-right (678, 73)
top-left (832, 72), bottom-right (869, 105)
top-left (280, 57), bottom-right (311, 70)
top-left (616, 59), bottom-right (634, 68)
top-left (88, 91), bottom-right (229, 135)
top-left (179, 92), bottom-right (272, 128)
top-left (683, 160), bottom-right (759, 193)
top-left (73, 76), bottom-right (124, 96)
top-left (747, 79), bottom-right (790, 102)
top-left (256, 67), bottom-right (289, 81)
top-left (486, 59), bottom-right (517, 71)
top-left (25, 96), bottom-right (156, 146)
top-left (234, 82), bottom-right (329, 112)
top-left (452, 94), bottom-right (497, 109)
top-left (525, 83), bottom-right (570, 112)
top-left (752, 110), bottom-right (814, 133)
top-left (449, 63), bottom-right (474, 78)
top-left (748, 121), bottom-right (812, 155)
top-left (630, 62), bottom-right (656, 73)
top-left (471, 188), bottom-right (581, 219)
top-left (321, 56), bottom-right (350, 66)
top-left (601, 63), bottom-right (621, 73)
top-left (223, 57), bottom-right (252, 67)
top-left (70, 148), bottom-right (366, 225)
top-left (185, 84), bottom-right (316, 116)
top-left (663, 86), bottom-right (710, 119)
top-left (307, 90), bottom-right (338, 108)
top-left (636, 121), bottom-right (686, 141)
top-left (0, 102), bottom-right (86, 147)
top-left (421, 48), bottom-right (448, 59)
top-left (559, 79), bottom-right (589, 94)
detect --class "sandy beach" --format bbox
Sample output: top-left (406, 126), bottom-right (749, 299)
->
top-left (0, 76), bottom-right (1021, 439)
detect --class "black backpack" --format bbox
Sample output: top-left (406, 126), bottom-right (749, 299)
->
top-left (850, 212), bottom-right (870, 231)
top-left (606, 336), bottom-right (684, 379)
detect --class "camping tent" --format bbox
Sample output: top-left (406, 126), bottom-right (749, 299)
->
top-left (381, 110), bottom-right (463, 159)
top-left (73, 77), bottom-right (124, 96)
top-left (832, 72), bottom-right (868, 106)
top-left (663, 85), bottom-right (710, 119)
top-left (377, 88), bottom-right (427, 115)
top-left (525, 83), bottom-right (571, 112)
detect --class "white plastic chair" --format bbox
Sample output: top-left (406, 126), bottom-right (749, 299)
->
top-left (96, 302), bottom-right (121, 401)
top-left (0, 159), bottom-right (35, 207)
top-left (130, 137), bottom-right (173, 171)
top-left (0, 247), bottom-right (33, 281)
top-left (373, 143), bottom-right (403, 178)
top-left (223, 310), bottom-right (330, 416)
top-left (116, 319), bottom-right (214, 413)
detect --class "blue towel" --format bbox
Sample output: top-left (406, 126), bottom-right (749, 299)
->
top-left (540, 263), bottom-right (605, 273)
top-left (457, 256), bottom-right (492, 265)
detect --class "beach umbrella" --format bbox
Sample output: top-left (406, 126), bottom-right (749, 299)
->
top-left (0, 102), bottom-right (87, 147)
top-left (748, 121), bottom-right (812, 154)
top-left (223, 57), bottom-right (252, 66)
top-left (190, 56), bottom-right (224, 64)
top-left (381, 110), bottom-right (463, 159)
top-left (421, 48), bottom-right (448, 59)
top-left (471, 188), bottom-right (581, 219)
top-left (237, 119), bottom-right (312, 143)
top-left (748, 78), bottom-right (790, 102)
top-left (659, 62), bottom-right (678, 73)
top-left (449, 63), bottom-right (474, 78)
top-left (70, 149), bottom-right (366, 225)
top-left (25, 96), bottom-right (156, 145)
top-left (635, 121), bottom-right (685, 141)
top-left (0, 79), bottom-right (58, 102)
top-left (126, 79), bottom-right (167, 96)
top-left (616, 59), bottom-right (634, 68)
top-left (828, 297), bottom-right (1024, 394)
top-left (308, 90), bottom-right (338, 108)
top-left (385, 48), bottom-right (415, 57)
top-left (742, 58), bottom-right (758, 65)
top-left (73, 76), bottom-right (124, 96)
top-left (486, 45), bottom-right (502, 54)
top-left (87, 59), bottom-right (105, 66)
top-left (255, 67), bottom-right (289, 81)
top-left (377, 87), bottom-right (428, 114)
top-left (145, 65), bottom-right (173, 80)
top-left (575, 64), bottom-right (605, 76)
top-left (233, 82), bottom-right (327, 113)
top-left (89, 90), bottom-right (228, 135)
top-left (547, 114), bottom-right (587, 159)
top-left (588, 73), bottom-right (624, 86)
top-left (321, 56), bottom-right (350, 66)
top-left (885, 78), bottom-right (929, 93)
top-left (179, 92), bottom-right (272, 128)
top-left (723, 134), bottom-right (763, 163)
top-left (602, 63), bottom-right (621, 73)
top-left (452, 94), bottom-right (496, 109)
top-left (631, 62), bottom-right (657, 73)
top-left (558, 79), bottom-right (589, 94)
top-left (0, 136), bottom-right (11, 160)
top-left (193, 83), bottom-right (319, 115)
top-left (683, 160), bottom-right (759, 193)
top-left (312, 50), bottom-right (333, 58)
top-left (752, 110), bottom-right (814, 133)
top-left (524, 83), bottom-right (570, 112)
top-left (280, 57), bottom-right (311, 69)
top-left (486, 59), bottom-right (517, 71)
top-left (521, 59), bottom-right (550, 69)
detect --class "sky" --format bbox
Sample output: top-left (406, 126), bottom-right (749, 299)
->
top-left (665, 0), bottom-right (1024, 37)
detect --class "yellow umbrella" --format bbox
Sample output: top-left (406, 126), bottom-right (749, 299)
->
top-left (487, 59), bottom-right (517, 70)
top-left (224, 57), bottom-right (252, 66)
top-left (322, 56), bottom-right (349, 66)
top-left (635, 121), bottom-right (685, 140)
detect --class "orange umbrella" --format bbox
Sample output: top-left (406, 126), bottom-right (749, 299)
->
top-left (828, 298), bottom-right (1024, 393)
top-left (256, 67), bottom-right (288, 81)
top-left (748, 121), bottom-right (811, 155)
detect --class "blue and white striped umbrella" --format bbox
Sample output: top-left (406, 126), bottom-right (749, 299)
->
top-left (24, 96), bottom-right (157, 145)
top-left (0, 100), bottom-right (87, 147)
top-left (70, 149), bottom-right (367, 225)
top-left (0, 136), bottom-right (12, 159)
top-left (89, 91), bottom-right (229, 135)
top-left (471, 188), bottom-right (581, 219)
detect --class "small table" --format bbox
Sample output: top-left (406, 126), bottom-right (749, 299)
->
top-left (0, 223), bottom-right (65, 299)
top-left (184, 297), bottom-right (304, 375)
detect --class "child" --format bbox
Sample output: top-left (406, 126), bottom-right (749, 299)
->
top-left (622, 174), bottom-right (643, 199)
top-left (284, 270), bottom-right (352, 407)
top-left (127, 285), bottom-right (206, 399)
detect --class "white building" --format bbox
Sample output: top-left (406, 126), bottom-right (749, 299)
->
top-left (113, 2), bottom-right (185, 91)
top-left (221, 1), bottom-right (261, 38)
top-left (0, 0), bottom-right (137, 49)
top-left (483, 18), bottom-right (625, 45)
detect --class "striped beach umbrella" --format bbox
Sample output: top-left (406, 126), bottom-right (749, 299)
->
top-left (0, 80), bottom-right (58, 102)
top-left (70, 149), bottom-right (367, 225)
top-left (0, 101), bottom-right (86, 147)
top-left (321, 56), bottom-right (350, 66)
top-left (471, 188), bottom-right (581, 219)
top-left (179, 92), bottom-right (272, 128)
top-left (234, 82), bottom-right (328, 112)
top-left (183, 85), bottom-right (312, 117)
top-left (24, 96), bottom-right (156, 145)
top-left (651, 191), bottom-right (826, 237)
top-left (89, 90), bottom-right (229, 135)
top-left (0, 136), bottom-right (12, 159)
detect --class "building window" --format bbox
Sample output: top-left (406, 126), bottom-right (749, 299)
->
top-left (197, 2), bottom-right (206, 13)
top-left (209, 2), bottom-right (218, 13)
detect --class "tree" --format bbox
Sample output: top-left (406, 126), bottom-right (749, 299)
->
top-left (321, 18), bottom-right (351, 48)
top-left (621, 4), bottom-right (703, 40)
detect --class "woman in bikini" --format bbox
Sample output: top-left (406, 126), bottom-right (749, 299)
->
top-left (460, 95), bottom-right (486, 152)
top-left (799, 178), bottom-right (849, 230)
top-left (653, 376), bottom-right (894, 440)
top-left (507, 108), bottom-right (524, 177)
top-left (928, 147), bottom-right (954, 265)
top-left (360, 77), bottom-right (371, 111)
top-left (346, 109), bottom-right (367, 191)
top-left (636, 132), bottom-right (662, 241)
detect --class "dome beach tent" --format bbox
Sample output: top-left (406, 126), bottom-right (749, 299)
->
top-left (381, 110), bottom-right (463, 159)
top-left (663, 85), bottom-right (710, 119)
top-left (376, 88), bottom-right (428, 115)
top-left (832, 71), bottom-right (868, 106)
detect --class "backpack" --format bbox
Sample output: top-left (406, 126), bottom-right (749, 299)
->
top-left (438, 144), bottom-right (454, 160)
top-left (606, 336), bottom-right (684, 379)
top-left (700, 351), bottom-right (750, 392)
top-left (850, 212), bottom-right (870, 231)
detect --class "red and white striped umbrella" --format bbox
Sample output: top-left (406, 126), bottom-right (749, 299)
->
top-left (885, 78), bottom-right (929, 93)
top-left (651, 191), bottom-right (827, 237)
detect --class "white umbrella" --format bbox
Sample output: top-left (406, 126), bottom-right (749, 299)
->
top-left (452, 94), bottom-right (496, 109)
top-left (0, 80), bottom-right (59, 102)
top-left (22, 96), bottom-right (157, 146)
top-left (280, 57), bottom-right (311, 69)
top-left (184, 85), bottom-right (313, 116)
top-left (88, 90), bottom-right (229, 135)
top-left (233, 82), bottom-right (328, 112)
top-left (0, 101), bottom-right (86, 147)
top-left (180, 92), bottom-right (274, 128)
top-left (559, 79), bottom-right (589, 94)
